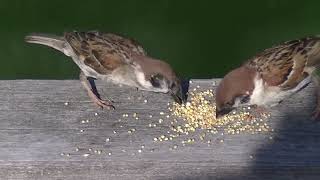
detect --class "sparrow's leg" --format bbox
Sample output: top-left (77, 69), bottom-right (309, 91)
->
top-left (79, 72), bottom-right (115, 110)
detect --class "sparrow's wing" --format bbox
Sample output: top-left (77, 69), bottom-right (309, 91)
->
top-left (246, 37), bottom-right (320, 89)
top-left (64, 31), bottom-right (147, 75)
top-left (99, 32), bottom-right (147, 56)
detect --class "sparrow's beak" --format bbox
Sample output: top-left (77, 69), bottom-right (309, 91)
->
top-left (171, 85), bottom-right (186, 104)
top-left (216, 107), bottom-right (233, 118)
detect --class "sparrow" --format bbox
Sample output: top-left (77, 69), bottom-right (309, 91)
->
top-left (216, 36), bottom-right (320, 119)
top-left (25, 31), bottom-right (186, 109)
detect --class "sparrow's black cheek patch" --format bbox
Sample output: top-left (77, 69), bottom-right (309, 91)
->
top-left (240, 95), bottom-right (250, 104)
top-left (150, 74), bottom-right (165, 88)
top-left (150, 78), bottom-right (161, 88)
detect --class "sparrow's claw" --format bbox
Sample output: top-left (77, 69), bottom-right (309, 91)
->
top-left (94, 99), bottom-right (115, 110)
top-left (87, 90), bottom-right (115, 110)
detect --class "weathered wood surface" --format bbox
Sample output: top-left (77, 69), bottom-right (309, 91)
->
top-left (1, 79), bottom-right (320, 180)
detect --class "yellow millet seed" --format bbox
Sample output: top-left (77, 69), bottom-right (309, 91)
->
top-left (168, 89), bottom-right (270, 135)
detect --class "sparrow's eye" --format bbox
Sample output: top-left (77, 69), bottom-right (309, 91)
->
top-left (240, 95), bottom-right (250, 104)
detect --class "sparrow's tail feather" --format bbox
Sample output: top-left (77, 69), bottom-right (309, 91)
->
top-left (25, 33), bottom-right (71, 56)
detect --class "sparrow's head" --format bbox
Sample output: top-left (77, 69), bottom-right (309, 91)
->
top-left (134, 55), bottom-right (187, 104)
top-left (149, 73), bottom-right (186, 104)
top-left (216, 66), bottom-right (256, 118)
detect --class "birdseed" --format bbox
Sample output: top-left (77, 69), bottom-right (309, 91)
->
top-left (159, 119), bottom-right (163, 123)
top-left (168, 90), bottom-right (270, 136)
top-left (83, 153), bottom-right (90, 157)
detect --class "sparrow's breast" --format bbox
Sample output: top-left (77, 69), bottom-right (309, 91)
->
top-left (102, 65), bottom-right (141, 88)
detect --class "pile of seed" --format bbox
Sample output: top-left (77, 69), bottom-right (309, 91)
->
top-left (168, 90), bottom-right (271, 135)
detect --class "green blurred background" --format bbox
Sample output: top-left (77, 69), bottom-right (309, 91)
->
top-left (2, 0), bottom-right (320, 79)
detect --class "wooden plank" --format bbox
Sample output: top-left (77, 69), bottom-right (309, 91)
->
top-left (0, 79), bottom-right (320, 179)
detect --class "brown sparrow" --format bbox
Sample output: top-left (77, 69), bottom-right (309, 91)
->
top-left (25, 31), bottom-right (186, 109)
top-left (216, 36), bottom-right (320, 119)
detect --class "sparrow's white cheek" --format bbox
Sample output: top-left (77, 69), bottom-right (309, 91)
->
top-left (250, 77), bottom-right (283, 106)
top-left (233, 98), bottom-right (241, 107)
top-left (250, 75), bottom-right (311, 107)
top-left (249, 77), bottom-right (264, 105)
top-left (249, 76), bottom-right (280, 106)
top-left (135, 70), bottom-right (153, 89)
top-left (133, 65), bottom-right (169, 93)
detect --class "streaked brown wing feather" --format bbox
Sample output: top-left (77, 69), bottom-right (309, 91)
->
top-left (64, 31), bottom-right (146, 74)
top-left (246, 37), bottom-right (320, 89)
top-left (90, 49), bottom-right (124, 70)
top-left (99, 33), bottom-right (147, 56)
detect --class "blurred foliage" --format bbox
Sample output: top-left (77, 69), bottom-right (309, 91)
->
top-left (2, 0), bottom-right (320, 79)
